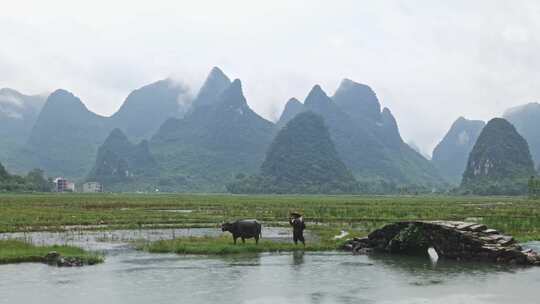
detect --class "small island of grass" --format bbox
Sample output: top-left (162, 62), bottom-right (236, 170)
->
top-left (0, 240), bottom-right (104, 266)
top-left (138, 230), bottom-right (349, 255)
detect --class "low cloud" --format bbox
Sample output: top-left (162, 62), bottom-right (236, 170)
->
top-left (2, 0), bottom-right (540, 155)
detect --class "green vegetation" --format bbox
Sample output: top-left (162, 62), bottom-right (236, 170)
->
top-left (150, 79), bottom-right (274, 193)
top-left (87, 128), bottom-right (159, 191)
top-left (302, 82), bottom-right (445, 191)
top-left (0, 163), bottom-right (52, 192)
top-left (461, 118), bottom-right (536, 195)
top-left (0, 239), bottom-right (103, 265)
top-left (228, 112), bottom-right (358, 194)
top-left (0, 88), bottom-right (45, 162)
top-left (529, 176), bottom-right (540, 199)
top-left (1, 194), bottom-right (540, 242)
top-left (139, 235), bottom-right (339, 255)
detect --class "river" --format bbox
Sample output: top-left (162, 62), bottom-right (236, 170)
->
top-left (1, 229), bottom-right (539, 304)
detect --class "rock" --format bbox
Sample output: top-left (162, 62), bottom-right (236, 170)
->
top-left (43, 251), bottom-right (85, 267)
top-left (344, 221), bottom-right (540, 266)
top-left (497, 236), bottom-right (515, 246)
top-left (456, 223), bottom-right (476, 230)
top-left (44, 251), bottom-right (61, 265)
top-left (469, 224), bottom-right (488, 232)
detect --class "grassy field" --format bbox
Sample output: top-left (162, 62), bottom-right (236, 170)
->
top-left (0, 193), bottom-right (539, 242)
top-left (0, 239), bottom-right (103, 265)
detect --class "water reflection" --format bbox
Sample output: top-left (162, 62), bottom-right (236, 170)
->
top-left (1, 230), bottom-right (539, 304)
top-left (292, 251), bottom-right (305, 266)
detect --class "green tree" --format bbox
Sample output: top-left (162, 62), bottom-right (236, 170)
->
top-left (25, 169), bottom-right (52, 192)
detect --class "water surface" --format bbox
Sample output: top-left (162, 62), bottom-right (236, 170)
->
top-left (1, 231), bottom-right (539, 304)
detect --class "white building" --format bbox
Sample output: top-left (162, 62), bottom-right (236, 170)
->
top-left (82, 182), bottom-right (103, 193)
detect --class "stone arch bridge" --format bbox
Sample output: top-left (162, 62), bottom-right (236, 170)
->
top-left (344, 221), bottom-right (540, 265)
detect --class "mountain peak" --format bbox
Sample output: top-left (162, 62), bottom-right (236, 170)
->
top-left (287, 97), bottom-right (301, 104)
top-left (305, 85), bottom-right (331, 107)
top-left (432, 116), bottom-right (485, 183)
top-left (217, 79), bottom-right (247, 108)
top-left (0, 88), bottom-right (22, 96)
top-left (101, 128), bottom-right (131, 153)
top-left (381, 107), bottom-right (392, 116)
top-left (50, 88), bottom-right (75, 99)
top-left (209, 66), bottom-right (228, 80)
top-left (89, 128), bottom-right (158, 186)
top-left (112, 78), bottom-right (191, 139)
top-left (461, 117), bottom-right (535, 194)
top-left (309, 84), bottom-right (325, 96)
top-left (45, 89), bottom-right (89, 113)
top-left (503, 102), bottom-right (540, 166)
top-left (504, 102), bottom-right (540, 117)
top-left (109, 128), bottom-right (128, 139)
top-left (277, 97), bottom-right (304, 126)
top-left (333, 78), bottom-right (381, 120)
top-left (193, 67), bottom-right (232, 107)
top-left (229, 111), bottom-right (358, 194)
top-left (230, 78), bottom-right (242, 90)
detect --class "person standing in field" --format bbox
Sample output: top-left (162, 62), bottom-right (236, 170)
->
top-left (289, 212), bottom-right (306, 246)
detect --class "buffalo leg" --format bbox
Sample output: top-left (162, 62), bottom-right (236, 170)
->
top-left (241, 237), bottom-right (245, 244)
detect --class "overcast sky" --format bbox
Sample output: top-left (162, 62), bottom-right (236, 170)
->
top-left (2, 0), bottom-right (540, 155)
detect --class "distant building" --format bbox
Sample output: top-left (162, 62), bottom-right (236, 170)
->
top-left (82, 182), bottom-right (103, 193)
top-left (54, 177), bottom-right (75, 192)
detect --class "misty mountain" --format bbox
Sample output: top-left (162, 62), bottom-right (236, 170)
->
top-left (333, 79), bottom-right (381, 121)
top-left (191, 67), bottom-right (231, 108)
top-left (0, 88), bottom-right (46, 160)
top-left (2, 69), bottom-right (450, 193)
top-left (408, 141), bottom-right (431, 160)
top-left (87, 128), bottom-right (158, 190)
top-left (6, 78), bottom-right (193, 179)
top-left (151, 78), bottom-right (275, 191)
top-left (111, 79), bottom-right (191, 140)
top-left (503, 103), bottom-right (540, 169)
top-left (276, 97), bottom-right (303, 127)
top-left (432, 117), bottom-right (485, 184)
top-left (278, 79), bottom-right (445, 192)
top-left (22, 89), bottom-right (111, 178)
top-left (461, 118), bottom-right (535, 195)
top-left (228, 111), bottom-right (358, 194)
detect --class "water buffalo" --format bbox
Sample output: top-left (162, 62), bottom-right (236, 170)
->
top-left (221, 220), bottom-right (262, 244)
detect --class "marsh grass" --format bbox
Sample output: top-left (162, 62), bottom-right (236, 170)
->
top-left (0, 239), bottom-right (104, 265)
top-left (1, 194), bottom-right (540, 241)
top-left (138, 235), bottom-right (339, 255)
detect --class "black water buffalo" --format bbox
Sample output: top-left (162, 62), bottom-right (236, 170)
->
top-left (221, 220), bottom-right (262, 244)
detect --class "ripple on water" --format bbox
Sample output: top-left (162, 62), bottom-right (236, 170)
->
top-left (1, 231), bottom-right (540, 304)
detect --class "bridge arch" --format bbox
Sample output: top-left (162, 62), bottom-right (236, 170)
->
top-left (345, 221), bottom-right (540, 265)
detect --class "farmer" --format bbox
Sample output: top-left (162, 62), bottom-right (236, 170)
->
top-left (289, 212), bottom-right (306, 246)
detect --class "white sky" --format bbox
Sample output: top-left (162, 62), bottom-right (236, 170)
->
top-left (2, 0), bottom-right (540, 155)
